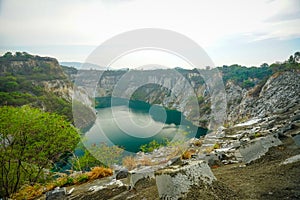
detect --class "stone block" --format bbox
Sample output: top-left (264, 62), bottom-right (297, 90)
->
top-left (155, 160), bottom-right (216, 200)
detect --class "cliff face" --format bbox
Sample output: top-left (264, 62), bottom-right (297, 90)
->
top-left (94, 69), bottom-right (211, 126)
top-left (72, 68), bottom-right (300, 129)
top-left (226, 71), bottom-right (300, 126)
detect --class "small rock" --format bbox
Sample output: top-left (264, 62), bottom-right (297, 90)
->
top-left (67, 188), bottom-right (74, 195)
top-left (167, 156), bottom-right (182, 166)
top-left (281, 154), bottom-right (300, 165)
top-left (116, 169), bottom-right (129, 180)
top-left (88, 185), bottom-right (106, 192)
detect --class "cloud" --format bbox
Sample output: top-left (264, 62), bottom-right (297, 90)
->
top-left (0, 0), bottom-right (299, 65)
top-left (264, 0), bottom-right (300, 22)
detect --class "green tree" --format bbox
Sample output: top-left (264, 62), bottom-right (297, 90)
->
top-left (86, 142), bottom-right (124, 168)
top-left (294, 52), bottom-right (300, 63)
top-left (70, 142), bottom-right (102, 171)
top-left (288, 55), bottom-right (294, 64)
top-left (0, 106), bottom-right (80, 198)
top-left (260, 63), bottom-right (269, 68)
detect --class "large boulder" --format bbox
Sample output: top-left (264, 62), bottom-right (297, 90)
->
top-left (235, 134), bottom-right (282, 163)
top-left (155, 160), bottom-right (216, 199)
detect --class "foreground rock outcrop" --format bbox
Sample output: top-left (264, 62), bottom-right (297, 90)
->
top-left (155, 160), bottom-right (215, 199)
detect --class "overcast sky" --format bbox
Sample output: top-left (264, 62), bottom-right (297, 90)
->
top-left (0, 0), bottom-right (299, 68)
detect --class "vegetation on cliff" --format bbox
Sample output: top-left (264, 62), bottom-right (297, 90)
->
top-left (0, 52), bottom-right (72, 120)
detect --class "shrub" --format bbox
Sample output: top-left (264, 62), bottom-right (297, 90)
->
top-left (74, 174), bottom-right (89, 184)
top-left (193, 140), bottom-right (202, 147)
top-left (213, 143), bottom-right (221, 149)
top-left (55, 176), bottom-right (74, 187)
top-left (139, 157), bottom-right (152, 166)
top-left (182, 149), bottom-right (195, 160)
top-left (254, 132), bottom-right (262, 138)
top-left (87, 167), bottom-right (113, 180)
top-left (122, 156), bottom-right (137, 170)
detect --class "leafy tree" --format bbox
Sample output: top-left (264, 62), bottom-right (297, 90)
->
top-left (0, 106), bottom-right (80, 198)
top-left (260, 63), bottom-right (269, 68)
top-left (3, 52), bottom-right (12, 58)
top-left (294, 52), bottom-right (300, 63)
top-left (87, 142), bottom-right (124, 168)
top-left (288, 55), bottom-right (294, 64)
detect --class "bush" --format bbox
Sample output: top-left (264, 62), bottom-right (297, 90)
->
top-left (122, 156), bottom-right (137, 170)
top-left (181, 149), bottom-right (196, 160)
top-left (75, 174), bottom-right (89, 184)
top-left (139, 157), bottom-right (152, 166)
top-left (55, 176), bottom-right (74, 187)
top-left (213, 143), bottom-right (221, 149)
top-left (87, 167), bottom-right (113, 180)
top-left (182, 151), bottom-right (192, 160)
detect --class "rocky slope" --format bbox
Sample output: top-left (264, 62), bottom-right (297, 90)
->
top-left (227, 71), bottom-right (300, 125)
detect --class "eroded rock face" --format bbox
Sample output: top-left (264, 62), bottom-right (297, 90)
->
top-left (155, 160), bottom-right (216, 200)
top-left (228, 71), bottom-right (300, 123)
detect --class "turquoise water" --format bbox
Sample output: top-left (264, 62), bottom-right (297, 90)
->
top-left (83, 97), bottom-right (207, 152)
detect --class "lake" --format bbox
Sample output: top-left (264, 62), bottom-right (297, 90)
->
top-left (83, 97), bottom-right (207, 153)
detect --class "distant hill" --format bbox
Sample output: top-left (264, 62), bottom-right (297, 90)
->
top-left (60, 61), bottom-right (106, 70)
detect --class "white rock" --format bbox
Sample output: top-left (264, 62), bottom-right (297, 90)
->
top-left (234, 118), bottom-right (261, 127)
top-left (155, 160), bottom-right (216, 200)
top-left (281, 154), bottom-right (300, 165)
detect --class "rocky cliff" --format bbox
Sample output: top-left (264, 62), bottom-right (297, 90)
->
top-left (0, 52), bottom-right (75, 120)
top-left (69, 65), bottom-right (287, 128)
top-left (227, 71), bottom-right (300, 124)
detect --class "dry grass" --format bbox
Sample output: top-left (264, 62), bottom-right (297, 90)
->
top-left (204, 146), bottom-right (215, 154)
top-left (13, 166), bottom-right (113, 200)
top-left (12, 184), bottom-right (44, 200)
top-left (87, 166), bottom-right (113, 180)
top-left (211, 165), bottom-right (220, 169)
top-left (166, 147), bottom-right (185, 160)
top-left (182, 149), bottom-right (196, 160)
top-left (193, 140), bottom-right (203, 147)
top-left (122, 156), bottom-right (137, 170)
top-left (139, 157), bottom-right (152, 166)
